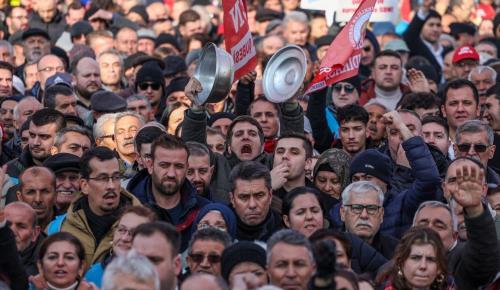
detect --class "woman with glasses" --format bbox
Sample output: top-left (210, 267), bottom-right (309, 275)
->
top-left (282, 186), bottom-right (327, 238)
top-left (377, 226), bottom-right (456, 290)
top-left (84, 206), bottom-right (157, 288)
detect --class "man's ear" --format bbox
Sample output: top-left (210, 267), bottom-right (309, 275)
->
top-left (340, 206), bottom-right (346, 222)
top-left (229, 192), bottom-right (235, 207)
top-left (174, 254), bottom-right (182, 276)
top-left (16, 190), bottom-right (22, 201)
top-left (488, 144), bottom-right (496, 160)
top-left (146, 158), bottom-right (154, 175)
top-left (305, 157), bottom-right (312, 171)
top-left (441, 105), bottom-right (447, 118)
top-left (80, 178), bottom-right (89, 196)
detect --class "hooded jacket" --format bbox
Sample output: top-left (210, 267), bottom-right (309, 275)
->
top-left (57, 190), bottom-right (141, 266)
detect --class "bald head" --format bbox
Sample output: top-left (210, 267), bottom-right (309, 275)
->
top-left (5, 202), bottom-right (40, 251)
top-left (14, 96), bottom-right (43, 129)
top-left (37, 54), bottom-right (64, 88)
top-left (180, 274), bottom-right (226, 290)
top-left (17, 166), bottom-right (56, 223)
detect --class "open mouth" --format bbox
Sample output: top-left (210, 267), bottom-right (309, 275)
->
top-left (241, 144), bottom-right (253, 155)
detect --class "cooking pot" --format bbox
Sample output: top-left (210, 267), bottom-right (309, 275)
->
top-left (193, 43), bottom-right (234, 105)
top-left (262, 44), bottom-right (307, 103)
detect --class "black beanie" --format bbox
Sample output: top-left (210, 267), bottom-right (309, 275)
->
top-left (128, 5), bottom-right (149, 23)
top-left (349, 149), bottom-right (392, 186)
top-left (135, 64), bottom-right (165, 89)
top-left (164, 76), bottom-right (190, 97)
top-left (221, 241), bottom-right (267, 282)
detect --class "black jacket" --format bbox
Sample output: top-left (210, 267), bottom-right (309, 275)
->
top-left (370, 232), bottom-right (399, 260)
top-left (234, 209), bottom-right (283, 242)
top-left (6, 147), bottom-right (37, 181)
top-left (0, 222), bottom-right (28, 290)
top-left (344, 232), bottom-right (388, 277)
top-left (402, 10), bottom-right (449, 80)
top-left (20, 232), bottom-right (46, 277)
top-left (448, 204), bottom-right (500, 290)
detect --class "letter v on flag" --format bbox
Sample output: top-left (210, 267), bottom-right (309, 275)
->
top-left (222, 0), bottom-right (258, 81)
top-left (305, 0), bottom-right (377, 95)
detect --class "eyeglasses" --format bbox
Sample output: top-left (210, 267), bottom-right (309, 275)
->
top-left (116, 225), bottom-right (134, 237)
top-left (457, 143), bottom-right (489, 153)
top-left (363, 46), bottom-right (371, 52)
top-left (344, 204), bottom-right (381, 215)
top-left (333, 83), bottom-right (355, 94)
top-left (189, 253), bottom-right (221, 264)
top-left (138, 82), bottom-right (161, 91)
top-left (87, 173), bottom-right (122, 183)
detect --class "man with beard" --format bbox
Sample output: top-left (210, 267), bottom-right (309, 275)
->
top-left (6, 108), bottom-right (66, 180)
top-left (21, 28), bottom-right (51, 66)
top-left (43, 153), bottom-right (81, 213)
top-left (49, 147), bottom-right (140, 265)
top-left (30, 0), bottom-right (66, 44)
top-left (0, 97), bottom-right (19, 140)
top-left (5, 7), bottom-right (29, 38)
top-left (72, 56), bottom-right (102, 117)
top-left (364, 102), bottom-right (387, 148)
top-left (16, 166), bottom-right (57, 230)
top-left (185, 142), bottom-right (214, 199)
top-left (131, 134), bottom-right (210, 251)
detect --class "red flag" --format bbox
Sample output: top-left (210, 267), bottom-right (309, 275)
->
top-left (305, 0), bottom-right (377, 94)
top-left (222, 0), bottom-right (257, 81)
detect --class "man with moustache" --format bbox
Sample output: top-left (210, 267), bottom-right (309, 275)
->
top-left (49, 147), bottom-right (140, 265)
top-left (43, 153), bottom-right (81, 213)
top-left (114, 112), bottom-right (144, 182)
top-left (15, 166), bottom-right (57, 230)
top-left (72, 56), bottom-right (102, 118)
top-left (130, 134), bottom-right (210, 251)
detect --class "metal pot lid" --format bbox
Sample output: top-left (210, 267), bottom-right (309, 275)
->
top-left (263, 44), bottom-right (307, 103)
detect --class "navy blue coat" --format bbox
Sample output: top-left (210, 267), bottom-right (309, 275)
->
top-left (330, 136), bottom-right (442, 238)
top-left (127, 170), bottom-right (211, 251)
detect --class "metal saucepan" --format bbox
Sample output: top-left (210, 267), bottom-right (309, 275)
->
top-left (193, 43), bottom-right (234, 105)
top-left (262, 44), bottom-right (307, 103)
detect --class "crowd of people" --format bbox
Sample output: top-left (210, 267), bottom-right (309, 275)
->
top-left (0, 0), bottom-right (499, 289)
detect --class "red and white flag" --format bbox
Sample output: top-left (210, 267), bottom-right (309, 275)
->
top-left (305, 0), bottom-right (377, 94)
top-left (222, 0), bottom-right (257, 81)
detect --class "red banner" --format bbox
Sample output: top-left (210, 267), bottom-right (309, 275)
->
top-left (222, 0), bottom-right (257, 81)
top-left (305, 0), bottom-right (377, 94)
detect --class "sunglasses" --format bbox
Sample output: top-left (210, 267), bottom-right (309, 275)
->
top-left (333, 83), bottom-right (355, 94)
top-left (138, 82), bottom-right (161, 91)
top-left (189, 253), bottom-right (221, 264)
top-left (457, 143), bottom-right (489, 153)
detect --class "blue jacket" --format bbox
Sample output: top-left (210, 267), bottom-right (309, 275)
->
top-left (330, 136), bottom-right (442, 238)
top-left (128, 171), bottom-right (211, 251)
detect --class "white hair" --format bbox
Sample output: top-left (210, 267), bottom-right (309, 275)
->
top-left (468, 65), bottom-right (497, 82)
top-left (282, 11), bottom-right (309, 27)
top-left (413, 200), bottom-right (458, 231)
top-left (341, 181), bottom-right (384, 206)
top-left (94, 113), bottom-right (117, 138)
top-left (102, 251), bottom-right (160, 290)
